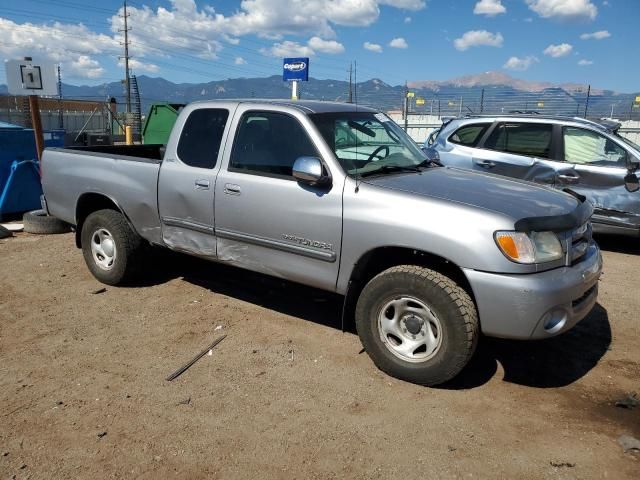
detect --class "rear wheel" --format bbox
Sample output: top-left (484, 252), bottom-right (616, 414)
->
top-left (355, 265), bottom-right (478, 386)
top-left (81, 209), bottom-right (142, 285)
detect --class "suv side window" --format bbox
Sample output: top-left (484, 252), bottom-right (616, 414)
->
top-left (177, 108), bottom-right (229, 169)
top-left (563, 127), bottom-right (627, 167)
top-left (230, 111), bottom-right (319, 178)
top-left (449, 123), bottom-right (490, 147)
top-left (484, 123), bottom-right (552, 158)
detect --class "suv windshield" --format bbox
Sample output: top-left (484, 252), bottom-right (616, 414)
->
top-left (309, 111), bottom-right (428, 176)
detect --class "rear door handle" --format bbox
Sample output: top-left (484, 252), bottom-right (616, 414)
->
top-left (557, 173), bottom-right (580, 184)
top-left (195, 179), bottom-right (210, 189)
top-left (224, 183), bottom-right (241, 195)
top-left (474, 159), bottom-right (496, 168)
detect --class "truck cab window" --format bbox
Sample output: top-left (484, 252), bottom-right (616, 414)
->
top-left (177, 108), bottom-right (229, 169)
top-left (230, 111), bottom-right (319, 178)
top-left (564, 127), bottom-right (627, 167)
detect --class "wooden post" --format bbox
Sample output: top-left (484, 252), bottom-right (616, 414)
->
top-left (28, 95), bottom-right (45, 163)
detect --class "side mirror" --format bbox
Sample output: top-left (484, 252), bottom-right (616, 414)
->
top-left (624, 172), bottom-right (640, 193)
top-left (292, 157), bottom-right (331, 187)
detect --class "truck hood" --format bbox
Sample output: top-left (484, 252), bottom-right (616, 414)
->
top-left (365, 166), bottom-right (580, 221)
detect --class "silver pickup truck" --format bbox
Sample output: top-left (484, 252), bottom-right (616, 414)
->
top-left (41, 100), bottom-right (603, 386)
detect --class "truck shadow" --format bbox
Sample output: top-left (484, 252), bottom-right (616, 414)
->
top-left (440, 303), bottom-right (611, 390)
top-left (136, 249), bottom-right (611, 390)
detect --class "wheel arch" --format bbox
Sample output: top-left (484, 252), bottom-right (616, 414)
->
top-left (342, 246), bottom-right (476, 330)
top-left (74, 192), bottom-right (135, 248)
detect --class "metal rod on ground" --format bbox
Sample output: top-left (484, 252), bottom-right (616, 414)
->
top-left (28, 95), bottom-right (45, 163)
top-left (166, 335), bottom-right (227, 381)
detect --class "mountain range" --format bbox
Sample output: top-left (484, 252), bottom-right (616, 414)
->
top-left (1, 72), bottom-right (638, 119)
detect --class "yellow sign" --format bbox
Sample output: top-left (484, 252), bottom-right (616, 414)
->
top-left (416, 98), bottom-right (425, 105)
top-left (448, 101), bottom-right (455, 106)
top-left (537, 102), bottom-right (544, 108)
top-left (635, 96), bottom-right (640, 103)
top-left (406, 92), bottom-right (415, 98)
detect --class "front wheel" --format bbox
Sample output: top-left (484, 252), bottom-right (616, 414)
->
top-left (355, 265), bottom-right (478, 386)
top-left (81, 209), bottom-right (142, 285)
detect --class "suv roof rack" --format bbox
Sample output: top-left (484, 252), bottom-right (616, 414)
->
top-left (458, 113), bottom-right (619, 131)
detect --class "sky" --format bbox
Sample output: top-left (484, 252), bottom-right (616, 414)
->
top-left (1, 0), bottom-right (638, 92)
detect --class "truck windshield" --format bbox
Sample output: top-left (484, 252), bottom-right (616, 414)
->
top-left (309, 111), bottom-right (428, 177)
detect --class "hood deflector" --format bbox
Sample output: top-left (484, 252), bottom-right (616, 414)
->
top-left (514, 198), bottom-right (593, 233)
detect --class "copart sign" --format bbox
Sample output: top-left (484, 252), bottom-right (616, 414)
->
top-left (283, 57), bottom-right (309, 82)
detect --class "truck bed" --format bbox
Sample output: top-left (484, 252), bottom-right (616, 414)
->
top-left (65, 144), bottom-right (165, 162)
top-left (42, 146), bottom-right (163, 244)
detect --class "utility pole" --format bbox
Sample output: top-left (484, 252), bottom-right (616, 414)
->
top-left (57, 64), bottom-right (63, 129)
top-left (347, 63), bottom-right (353, 103)
top-left (584, 84), bottom-right (591, 119)
top-left (119, 0), bottom-right (132, 114)
top-left (480, 88), bottom-right (485, 114)
top-left (403, 81), bottom-right (408, 130)
top-left (353, 61), bottom-right (357, 105)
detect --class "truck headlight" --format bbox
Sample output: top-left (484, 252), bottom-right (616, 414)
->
top-left (495, 231), bottom-right (563, 264)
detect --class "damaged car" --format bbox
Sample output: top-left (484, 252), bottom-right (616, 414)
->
top-left (424, 115), bottom-right (640, 236)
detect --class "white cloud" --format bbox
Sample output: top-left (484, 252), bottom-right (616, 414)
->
top-left (389, 37), bottom-right (409, 48)
top-left (580, 30), bottom-right (610, 40)
top-left (0, 18), bottom-right (117, 79)
top-left (543, 42), bottom-right (573, 57)
top-left (578, 59), bottom-right (593, 65)
top-left (503, 55), bottom-right (539, 71)
top-left (70, 56), bottom-right (105, 78)
top-left (234, 56), bottom-right (247, 65)
top-left (127, 58), bottom-right (160, 73)
top-left (453, 30), bottom-right (503, 51)
top-left (0, 0), bottom-right (427, 80)
top-left (261, 41), bottom-right (315, 57)
top-left (526, 0), bottom-right (597, 22)
top-left (474, 0), bottom-right (506, 17)
top-left (404, 16), bottom-right (412, 23)
top-left (261, 36), bottom-right (345, 57)
top-left (378, 0), bottom-right (425, 10)
top-left (308, 36), bottom-right (345, 54)
top-left (364, 42), bottom-right (383, 53)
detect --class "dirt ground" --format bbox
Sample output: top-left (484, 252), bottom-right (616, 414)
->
top-left (0, 231), bottom-right (638, 479)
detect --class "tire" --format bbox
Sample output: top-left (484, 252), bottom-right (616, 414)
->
top-left (0, 225), bottom-right (12, 239)
top-left (355, 265), bottom-right (478, 386)
top-left (23, 209), bottom-right (71, 234)
top-left (80, 209), bottom-right (142, 285)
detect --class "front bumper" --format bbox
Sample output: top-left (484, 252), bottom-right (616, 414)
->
top-left (464, 244), bottom-right (602, 340)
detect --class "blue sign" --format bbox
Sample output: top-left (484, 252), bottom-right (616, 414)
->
top-left (283, 57), bottom-right (309, 82)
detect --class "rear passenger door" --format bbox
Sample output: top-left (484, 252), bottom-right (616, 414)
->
top-left (158, 105), bottom-right (233, 256)
top-left (472, 122), bottom-right (560, 185)
top-left (214, 107), bottom-right (343, 291)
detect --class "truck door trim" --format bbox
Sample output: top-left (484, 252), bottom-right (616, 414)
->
top-left (161, 216), bottom-right (214, 235)
top-left (216, 227), bottom-right (337, 262)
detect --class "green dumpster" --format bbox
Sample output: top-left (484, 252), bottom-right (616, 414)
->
top-left (142, 103), bottom-right (185, 145)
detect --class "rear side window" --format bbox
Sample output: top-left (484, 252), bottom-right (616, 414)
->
top-left (484, 123), bottom-right (552, 158)
top-left (177, 108), bottom-right (229, 169)
top-left (449, 123), bottom-right (490, 147)
top-left (230, 111), bottom-right (319, 178)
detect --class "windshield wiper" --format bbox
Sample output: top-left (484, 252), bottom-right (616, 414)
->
top-left (359, 164), bottom-right (423, 178)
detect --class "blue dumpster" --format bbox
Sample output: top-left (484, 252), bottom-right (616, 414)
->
top-left (0, 122), bottom-right (64, 217)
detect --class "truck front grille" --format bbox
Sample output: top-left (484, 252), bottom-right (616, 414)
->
top-left (567, 221), bottom-right (592, 266)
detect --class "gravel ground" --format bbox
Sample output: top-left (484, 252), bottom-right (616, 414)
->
top-left (0, 231), bottom-right (638, 479)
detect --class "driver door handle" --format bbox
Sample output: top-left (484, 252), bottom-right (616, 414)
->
top-left (224, 183), bottom-right (241, 195)
top-left (474, 159), bottom-right (496, 168)
top-left (557, 173), bottom-right (580, 184)
top-left (195, 179), bottom-right (210, 189)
